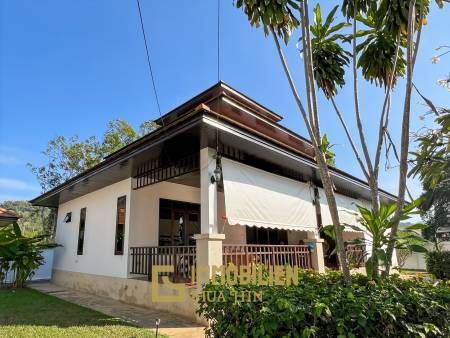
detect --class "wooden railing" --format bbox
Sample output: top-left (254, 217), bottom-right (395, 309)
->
top-left (345, 244), bottom-right (366, 268)
top-left (222, 244), bottom-right (312, 269)
top-left (129, 246), bottom-right (196, 282)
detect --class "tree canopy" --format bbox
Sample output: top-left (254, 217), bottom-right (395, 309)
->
top-left (28, 119), bottom-right (158, 192)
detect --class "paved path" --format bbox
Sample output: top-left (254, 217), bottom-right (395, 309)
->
top-left (29, 282), bottom-right (205, 338)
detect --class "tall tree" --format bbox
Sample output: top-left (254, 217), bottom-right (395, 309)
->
top-left (235, 0), bottom-right (352, 280)
top-left (0, 200), bottom-right (53, 238)
top-left (411, 108), bottom-right (450, 248)
top-left (235, 0), bottom-right (445, 278)
top-left (28, 119), bottom-right (158, 192)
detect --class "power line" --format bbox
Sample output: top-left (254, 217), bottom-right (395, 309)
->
top-left (135, 0), bottom-right (173, 168)
top-left (217, 0), bottom-right (221, 82)
top-left (135, 0), bottom-right (165, 127)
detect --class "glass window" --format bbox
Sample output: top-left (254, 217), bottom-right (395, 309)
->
top-left (77, 208), bottom-right (86, 255)
top-left (115, 196), bottom-right (126, 255)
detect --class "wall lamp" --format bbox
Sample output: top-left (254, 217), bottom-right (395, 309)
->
top-left (210, 156), bottom-right (222, 184)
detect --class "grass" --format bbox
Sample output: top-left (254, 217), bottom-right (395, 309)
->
top-left (0, 288), bottom-right (162, 338)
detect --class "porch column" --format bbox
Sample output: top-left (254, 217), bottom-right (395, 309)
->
top-left (194, 148), bottom-right (225, 279)
top-left (306, 233), bottom-right (325, 273)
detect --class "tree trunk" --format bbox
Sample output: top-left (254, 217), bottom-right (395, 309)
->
top-left (384, 0), bottom-right (417, 277)
top-left (270, 28), bottom-right (351, 282)
top-left (351, 6), bottom-right (375, 191)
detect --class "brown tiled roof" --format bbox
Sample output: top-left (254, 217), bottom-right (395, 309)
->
top-left (0, 208), bottom-right (21, 220)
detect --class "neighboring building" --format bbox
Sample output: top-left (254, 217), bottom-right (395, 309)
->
top-left (0, 207), bottom-right (21, 226)
top-left (31, 82), bottom-right (396, 321)
top-left (400, 225), bottom-right (450, 271)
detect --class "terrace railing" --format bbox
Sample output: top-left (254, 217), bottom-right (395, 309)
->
top-left (222, 244), bottom-right (312, 270)
top-left (345, 244), bottom-right (367, 268)
top-left (129, 246), bottom-right (196, 282)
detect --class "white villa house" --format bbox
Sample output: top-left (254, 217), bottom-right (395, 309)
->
top-left (31, 82), bottom-right (397, 321)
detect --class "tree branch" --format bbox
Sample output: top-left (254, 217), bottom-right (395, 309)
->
top-left (351, 6), bottom-right (374, 177)
top-left (374, 34), bottom-right (401, 177)
top-left (270, 28), bottom-right (317, 147)
top-left (330, 96), bottom-right (370, 180)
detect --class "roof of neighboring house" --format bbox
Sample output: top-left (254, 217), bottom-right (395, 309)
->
top-left (437, 226), bottom-right (450, 234)
top-left (0, 208), bottom-right (21, 223)
top-left (30, 81), bottom-right (397, 207)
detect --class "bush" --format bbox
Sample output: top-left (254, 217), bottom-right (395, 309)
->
top-left (0, 222), bottom-right (58, 288)
top-left (426, 251), bottom-right (450, 280)
top-left (197, 271), bottom-right (450, 337)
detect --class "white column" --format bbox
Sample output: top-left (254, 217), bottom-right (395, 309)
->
top-left (195, 147), bottom-right (225, 281)
top-left (200, 147), bottom-right (218, 234)
top-left (306, 232), bottom-right (325, 273)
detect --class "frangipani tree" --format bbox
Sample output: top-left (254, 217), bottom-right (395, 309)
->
top-left (234, 0), bottom-right (446, 279)
top-left (235, 0), bottom-right (352, 280)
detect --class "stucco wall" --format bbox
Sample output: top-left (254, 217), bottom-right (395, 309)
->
top-left (52, 269), bottom-right (204, 324)
top-left (128, 181), bottom-right (201, 248)
top-left (54, 178), bottom-right (132, 278)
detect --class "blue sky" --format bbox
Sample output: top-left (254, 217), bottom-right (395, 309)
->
top-left (0, 0), bottom-right (449, 203)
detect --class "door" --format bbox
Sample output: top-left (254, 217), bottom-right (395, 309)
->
top-left (158, 199), bottom-right (201, 246)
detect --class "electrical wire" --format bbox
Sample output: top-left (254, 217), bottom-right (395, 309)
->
top-left (136, 0), bottom-right (165, 128)
top-left (217, 0), bottom-right (220, 82)
top-left (135, 0), bottom-right (172, 168)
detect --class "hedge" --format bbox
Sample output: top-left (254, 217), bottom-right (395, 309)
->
top-left (197, 271), bottom-right (450, 337)
top-left (426, 251), bottom-right (450, 280)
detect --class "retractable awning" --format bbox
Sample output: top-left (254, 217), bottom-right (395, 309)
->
top-left (221, 158), bottom-right (317, 233)
top-left (319, 189), bottom-right (369, 233)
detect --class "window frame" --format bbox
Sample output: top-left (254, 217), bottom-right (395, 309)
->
top-left (114, 195), bottom-right (127, 255)
top-left (77, 208), bottom-right (87, 255)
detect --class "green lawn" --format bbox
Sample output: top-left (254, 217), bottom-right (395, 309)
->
top-left (0, 288), bottom-right (161, 338)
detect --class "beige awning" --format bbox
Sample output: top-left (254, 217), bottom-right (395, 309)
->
top-left (221, 158), bottom-right (317, 233)
top-left (319, 189), bottom-right (368, 233)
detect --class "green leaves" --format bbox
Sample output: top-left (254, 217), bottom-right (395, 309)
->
top-left (356, 31), bottom-right (406, 87)
top-left (234, 0), bottom-right (301, 44)
top-left (198, 270), bottom-right (450, 337)
top-left (309, 4), bottom-right (351, 98)
top-left (342, 0), bottom-right (376, 19)
top-left (0, 221), bottom-right (58, 287)
top-left (426, 251), bottom-right (450, 279)
top-left (379, 0), bottom-right (430, 37)
top-left (321, 134), bottom-right (336, 166)
top-left (28, 118), bottom-right (158, 192)
top-left (410, 108), bottom-right (450, 189)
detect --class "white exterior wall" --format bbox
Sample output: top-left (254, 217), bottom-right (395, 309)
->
top-left (54, 178), bottom-right (132, 278)
top-left (128, 181), bottom-right (201, 248)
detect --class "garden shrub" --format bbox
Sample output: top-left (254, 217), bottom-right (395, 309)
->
top-left (0, 221), bottom-right (58, 287)
top-left (197, 270), bottom-right (450, 337)
top-left (426, 251), bottom-right (450, 280)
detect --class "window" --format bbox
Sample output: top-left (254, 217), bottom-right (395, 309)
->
top-left (114, 196), bottom-right (126, 255)
top-left (77, 208), bottom-right (86, 255)
top-left (246, 227), bottom-right (287, 245)
top-left (63, 212), bottom-right (72, 223)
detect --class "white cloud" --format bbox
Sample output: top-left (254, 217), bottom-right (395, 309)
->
top-left (0, 154), bottom-right (23, 165)
top-left (0, 178), bottom-right (40, 192)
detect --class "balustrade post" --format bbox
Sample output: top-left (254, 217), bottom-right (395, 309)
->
top-left (306, 238), bottom-right (325, 273)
